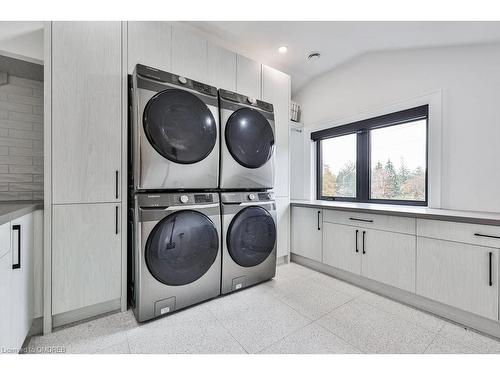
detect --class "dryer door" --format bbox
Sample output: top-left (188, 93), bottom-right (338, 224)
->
top-left (226, 206), bottom-right (276, 267)
top-left (143, 88), bottom-right (217, 164)
top-left (225, 108), bottom-right (274, 168)
top-left (145, 210), bottom-right (219, 286)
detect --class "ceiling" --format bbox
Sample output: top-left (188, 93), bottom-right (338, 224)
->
top-left (0, 21), bottom-right (44, 61)
top-left (187, 21), bottom-right (500, 94)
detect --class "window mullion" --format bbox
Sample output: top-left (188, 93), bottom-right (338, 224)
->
top-left (357, 130), bottom-right (370, 201)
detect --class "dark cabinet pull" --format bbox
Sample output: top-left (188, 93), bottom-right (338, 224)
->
top-left (475, 233), bottom-right (500, 240)
top-left (115, 170), bottom-right (119, 199)
top-left (489, 252), bottom-right (493, 287)
top-left (355, 230), bottom-right (359, 253)
top-left (362, 231), bottom-right (366, 254)
top-left (349, 217), bottom-right (374, 223)
top-left (317, 211), bottom-right (321, 230)
top-left (12, 224), bottom-right (21, 269)
top-left (115, 206), bottom-right (119, 235)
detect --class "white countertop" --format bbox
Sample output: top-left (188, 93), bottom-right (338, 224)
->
top-left (290, 200), bottom-right (500, 226)
top-left (0, 201), bottom-right (43, 226)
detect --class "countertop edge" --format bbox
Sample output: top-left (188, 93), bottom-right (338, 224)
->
top-left (0, 202), bottom-right (44, 226)
top-left (290, 201), bottom-right (500, 226)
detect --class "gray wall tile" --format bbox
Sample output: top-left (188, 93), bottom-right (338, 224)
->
top-left (0, 73), bottom-right (43, 201)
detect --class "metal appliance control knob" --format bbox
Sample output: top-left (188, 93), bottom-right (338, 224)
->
top-left (178, 76), bottom-right (187, 84)
top-left (180, 195), bottom-right (189, 204)
top-left (247, 97), bottom-right (257, 105)
top-left (248, 193), bottom-right (256, 201)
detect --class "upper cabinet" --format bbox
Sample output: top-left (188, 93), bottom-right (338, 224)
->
top-left (127, 21), bottom-right (172, 74)
top-left (262, 65), bottom-right (291, 197)
top-left (207, 42), bottom-right (236, 91)
top-left (236, 54), bottom-right (262, 99)
top-left (52, 22), bottom-right (122, 204)
top-left (171, 26), bottom-right (208, 82)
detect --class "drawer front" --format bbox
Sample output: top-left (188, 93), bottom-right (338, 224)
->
top-left (417, 219), bottom-right (500, 248)
top-left (322, 209), bottom-right (415, 235)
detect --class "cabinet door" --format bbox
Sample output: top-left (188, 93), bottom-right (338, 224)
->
top-left (10, 213), bottom-right (34, 351)
top-left (361, 229), bottom-right (416, 292)
top-left (262, 65), bottom-right (291, 198)
top-left (323, 223), bottom-right (361, 274)
top-left (52, 203), bottom-right (121, 315)
top-left (416, 237), bottom-right (499, 320)
top-left (275, 197), bottom-right (290, 258)
top-left (127, 21), bottom-right (172, 74)
top-left (171, 26), bottom-right (207, 82)
top-left (236, 54), bottom-right (261, 99)
top-left (0, 226), bottom-right (11, 351)
top-left (207, 42), bottom-right (236, 91)
top-left (291, 207), bottom-right (322, 262)
top-left (52, 22), bottom-right (122, 204)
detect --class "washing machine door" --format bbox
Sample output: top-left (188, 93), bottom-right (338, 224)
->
top-left (145, 210), bottom-right (219, 286)
top-left (143, 88), bottom-right (217, 164)
top-left (227, 206), bottom-right (276, 267)
top-left (225, 108), bottom-right (274, 169)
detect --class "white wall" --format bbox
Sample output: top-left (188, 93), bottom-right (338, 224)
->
top-left (292, 43), bottom-right (500, 213)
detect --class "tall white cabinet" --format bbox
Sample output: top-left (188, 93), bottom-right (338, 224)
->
top-left (262, 65), bottom-right (291, 259)
top-left (47, 22), bottom-right (125, 331)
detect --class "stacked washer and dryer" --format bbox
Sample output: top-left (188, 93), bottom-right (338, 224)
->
top-left (129, 64), bottom-right (277, 322)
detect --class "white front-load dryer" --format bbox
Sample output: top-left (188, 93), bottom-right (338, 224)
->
top-left (131, 64), bottom-right (219, 191)
top-left (132, 192), bottom-right (221, 322)
top-left (218, 89), bottom-right (275, 190)
top-left (220, 191), bottom-right (277, 294)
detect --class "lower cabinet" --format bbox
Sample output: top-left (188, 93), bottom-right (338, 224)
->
top-left (322, 223), bottom-right (416, 292)
top-left (52, 203), bottom-right (121, 315)
top-left (323, 223), bottom-right (361, 274)
top-left (291, 207), bottom-right (323, 262)
top-left (275, 197), bottom-right (290, 258)
top-left (361, 229), bottom-right (415, 292)
top-left (0, 214), bottom-right (34, 354)
top-left (417, 237), bottom-right (499, 320)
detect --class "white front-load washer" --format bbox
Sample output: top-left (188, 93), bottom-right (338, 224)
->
top-left (132, 192), bottom-right (221, 322)
top-left (131, 64), bottom-right (219, 191)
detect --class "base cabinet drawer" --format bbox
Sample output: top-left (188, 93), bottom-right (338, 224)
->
top-left (291, 207), bottom-right (322, 262)
top-left (416, 237), bottom-right (499, 320)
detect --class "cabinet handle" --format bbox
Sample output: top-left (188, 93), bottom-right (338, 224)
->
top-left (115, 170), bottom-right (119, 200)
top-left (355, 230), bottom-right (359, 253)
top-left (12, 224), bottom-right (21, 269)
top-left (317, 211), bottom-right (321, 230)
top-left (475, 233), bottom-right (500, 240)
top-left (349, 217), bottom-right (374, 223)
top-left (489, 252), bottom-right (493, 287)
top-left (362, 231), bottom-right (366, 254)
top-left (115, 206), bottom-right (119, 235)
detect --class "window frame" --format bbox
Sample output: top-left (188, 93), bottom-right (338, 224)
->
top-left (313, 105), bottom-right (429, 206)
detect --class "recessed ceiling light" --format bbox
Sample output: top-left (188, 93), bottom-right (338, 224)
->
top-left (278, 46), bottom-right (288, 54)
top-left (306, 51), bottom-right (321, 61)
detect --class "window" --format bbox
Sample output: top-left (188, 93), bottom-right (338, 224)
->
top-left (313, 105), bottom-right (428, 205)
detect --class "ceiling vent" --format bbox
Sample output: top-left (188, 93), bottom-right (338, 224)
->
top-left (306, 51), bottom-right (321, 61)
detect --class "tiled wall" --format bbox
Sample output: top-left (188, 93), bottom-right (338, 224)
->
top-left (0, 74), bottom-right (43, 201)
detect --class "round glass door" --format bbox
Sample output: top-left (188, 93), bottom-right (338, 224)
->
top-left (226, 206), bottom-right (276, 267)
top-left (225, 108), bottom-right (274, 168)
top-left (145, 211), bottom-right (219, 286)
top-left (143, 89), bottom-right (217, 164)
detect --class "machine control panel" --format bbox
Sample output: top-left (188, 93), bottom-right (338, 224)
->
top-left (194, 194), bottom-right (214, 203)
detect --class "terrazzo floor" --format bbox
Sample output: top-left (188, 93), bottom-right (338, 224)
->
top-left (27, 262), bottom-right (500, 354)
